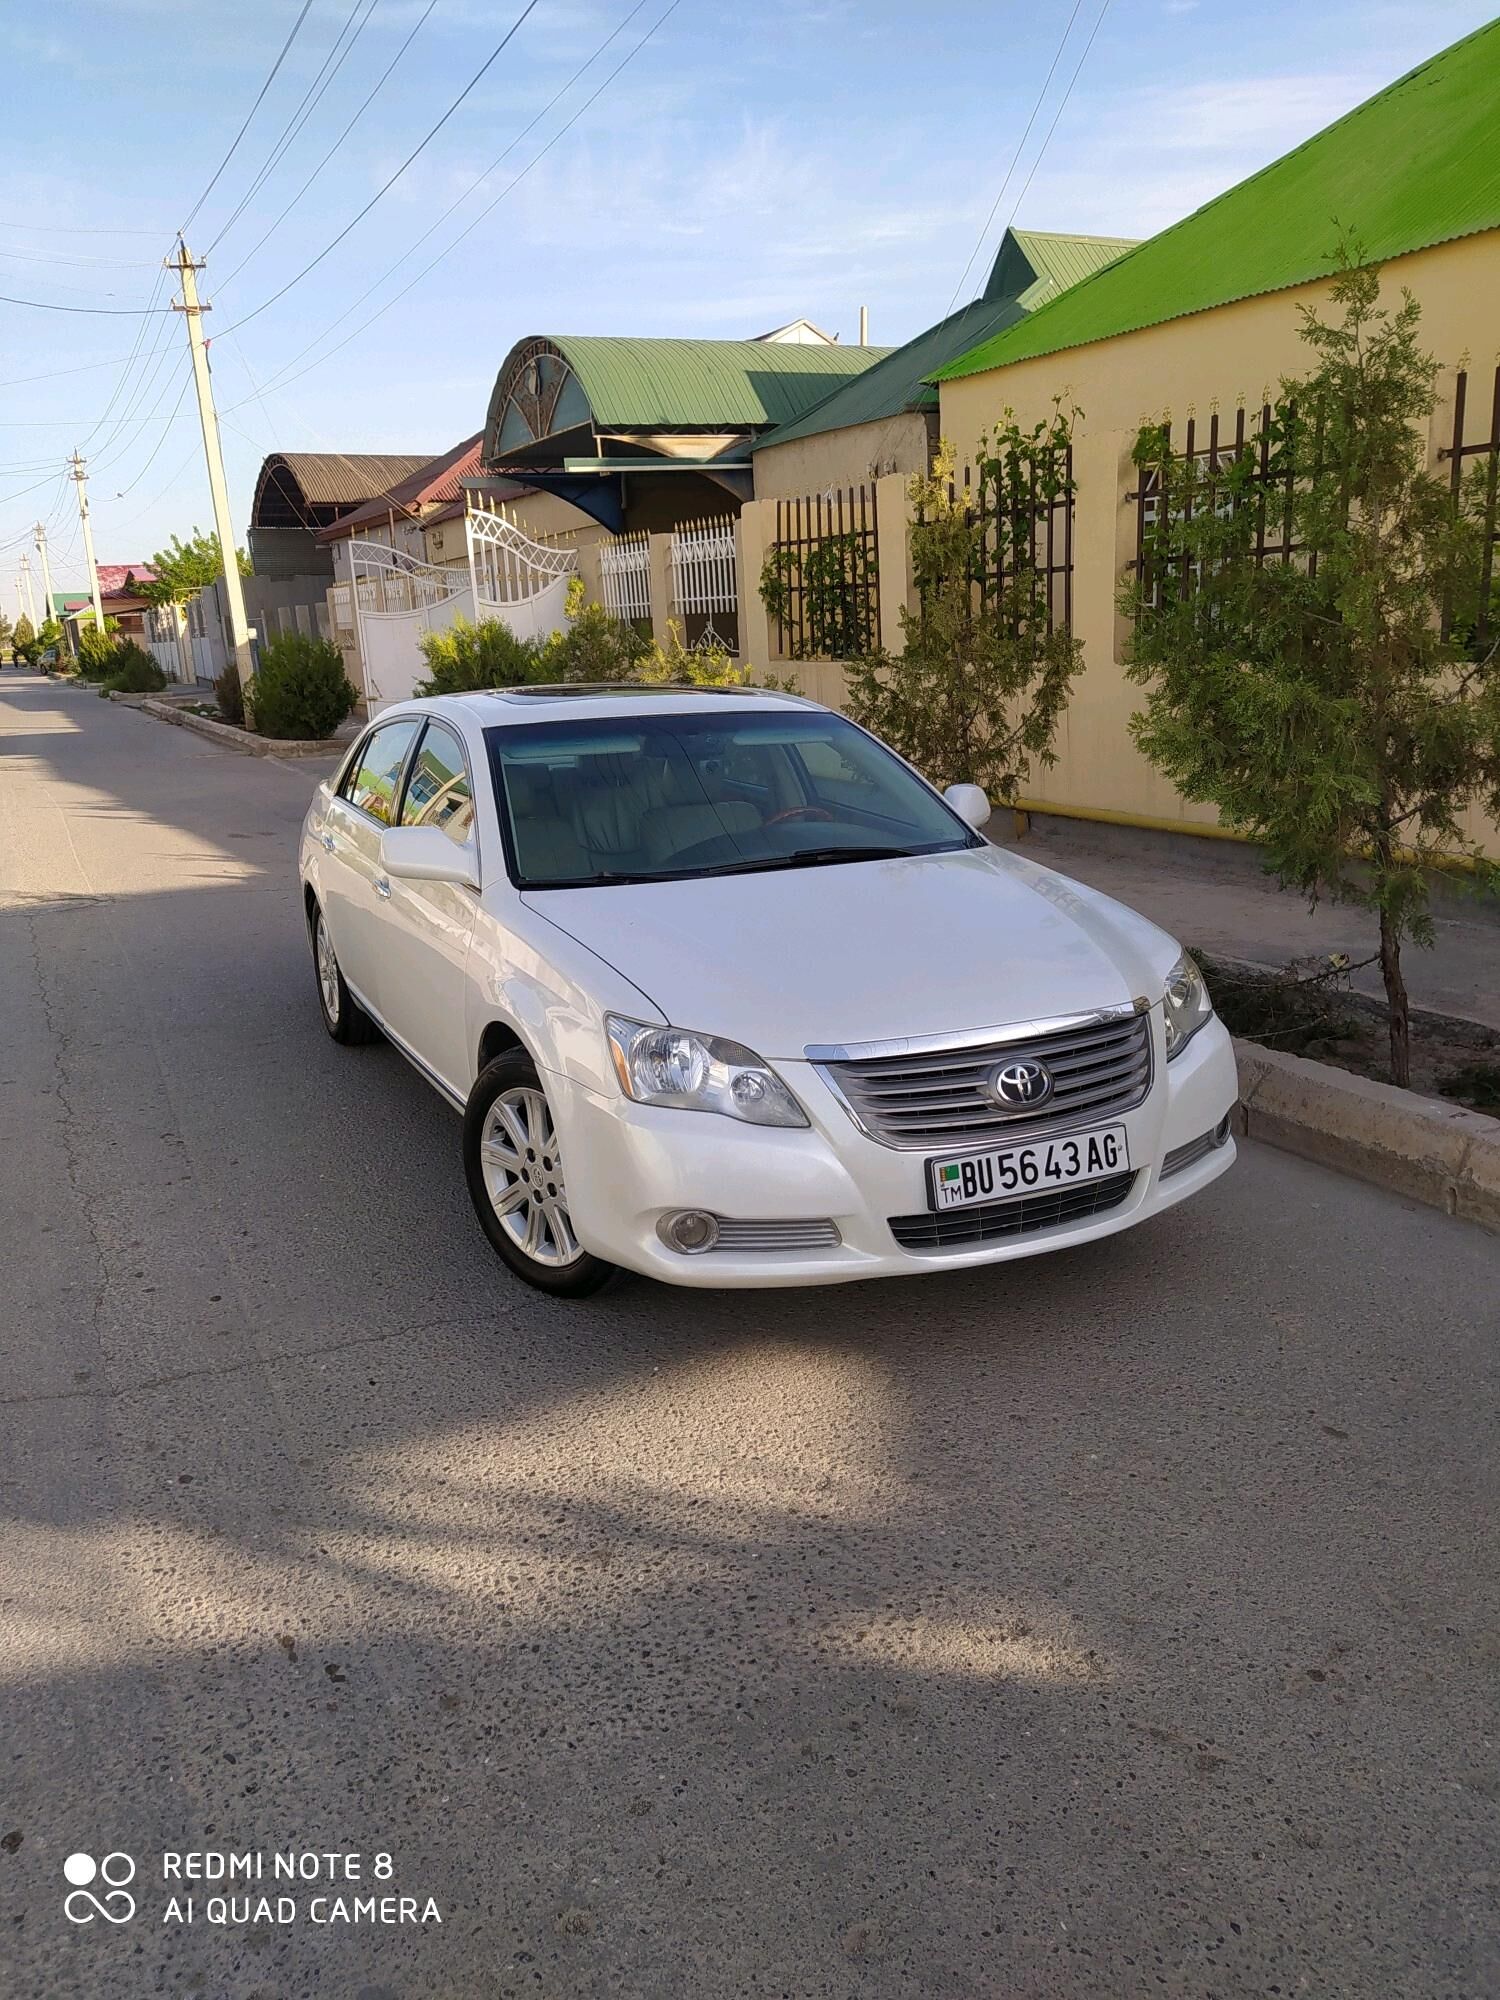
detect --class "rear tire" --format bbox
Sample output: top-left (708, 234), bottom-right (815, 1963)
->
top-left (311, 900), bottom-right (377, 1046)
top-left (463, 1050), bottom-right (617, 1298)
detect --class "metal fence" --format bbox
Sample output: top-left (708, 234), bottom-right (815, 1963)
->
top-left (599, 531), bottom-right (652, 626)
top-left (668, 515), bottom-right (738, 650)
top-left (467, 505), bottom-right (578, 608)
top-left (1441, 364), bottom-right (1500, 651)
top-left (668, 516), bottom-right (737, 615)
top-left (1127, 404), bottom-right (1308, 609)
top-left (766, 484), bottom-right (879, 660)
top-left (949, 445), bottom-right (1075, 632)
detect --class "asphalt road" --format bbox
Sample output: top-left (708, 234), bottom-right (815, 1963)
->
top-left (1, 671), bottom-right (1497, 2000)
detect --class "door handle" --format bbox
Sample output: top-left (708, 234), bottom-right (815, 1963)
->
top-left (375, 876), bottom-right (391, 899)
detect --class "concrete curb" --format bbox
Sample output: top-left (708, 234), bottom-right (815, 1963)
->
top-left (132, 694), bottom-right (351, 759)
top-left (1233, 1039), bottom-right (1500, 1232)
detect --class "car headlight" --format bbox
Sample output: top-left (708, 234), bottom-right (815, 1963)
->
top-left (1162, 951), bottom-right (1213, 1060)
top-left (605, 1015), bottom-right (808, 1128)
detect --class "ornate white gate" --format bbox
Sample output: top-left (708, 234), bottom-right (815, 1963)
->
top-left (349, 509), bottom-right (581, 713)
top-left (466, 508), bottom-right (578, 643)
top-left (349, 542), bottom-right (475, 712)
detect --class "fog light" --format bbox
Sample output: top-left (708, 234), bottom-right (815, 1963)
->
top-left (657, 1210), bottom-right (720, 1255)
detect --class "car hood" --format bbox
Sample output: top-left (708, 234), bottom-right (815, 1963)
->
top-left (522, 845), bottom-right (1179, 1058)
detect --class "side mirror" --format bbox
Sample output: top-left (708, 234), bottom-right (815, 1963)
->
top-left (379, 825), bottom-right (479, 892)
top-left (944, 782), bottom-right (991, 831)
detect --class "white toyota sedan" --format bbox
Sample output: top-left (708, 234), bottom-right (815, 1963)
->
top-left (299, 686), bottom-right (1237, 1297)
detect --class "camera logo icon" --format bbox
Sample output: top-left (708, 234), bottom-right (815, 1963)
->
top-left (63, 1852), bottom-right (137, 1925)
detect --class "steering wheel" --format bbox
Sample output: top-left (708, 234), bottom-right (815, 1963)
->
top-left (764, 804), bottom-right (835, 827)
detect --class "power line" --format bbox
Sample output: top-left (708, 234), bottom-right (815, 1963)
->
top-left (231, 0), bottom-right (673, 405)
top-left (207, 0), bottom-right (382, 254)
top-left (0, 353), bottom-right (147, 389)
top-left (944, 0), bottom-right (1087, 317)
top-left (106, 372), bottom-right (196, 498)
top-left (217, 0), bottom-right (438, 288)
top-left (179, 1), bottom-right (316, 235)
top-left (0, 291), bottom-right (174, 315)
top-left (218, 0), bottom-right (542, 338)
top-left (999, 0), bottom-right (1115, 237)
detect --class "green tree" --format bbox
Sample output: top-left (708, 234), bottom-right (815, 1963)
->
top-left (140, 529), bottom-right (251, 607)
top-left (1123, 251), bottom-right (1500, 1087)
top-left (0, 611), bottom-right (12, 660)
top-left (11, 613), bottom-right (36, 664)
top-left (844, 412), bottom-right (1084, 798)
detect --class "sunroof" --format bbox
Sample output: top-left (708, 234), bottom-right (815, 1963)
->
top-left (480, 682), bottom-right (791, 702)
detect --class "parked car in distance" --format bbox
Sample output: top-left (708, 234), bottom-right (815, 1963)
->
top-left (299, 686), bottom-right (1237, 1297)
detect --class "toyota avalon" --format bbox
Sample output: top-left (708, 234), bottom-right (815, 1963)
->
top-left (298, 686), bottom-right (1237, 1296)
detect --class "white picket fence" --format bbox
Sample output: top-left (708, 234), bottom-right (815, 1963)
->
top-left (599, 531), bottom-right (651, 624)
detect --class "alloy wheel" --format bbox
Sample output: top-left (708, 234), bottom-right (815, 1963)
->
top-left (315, 912), bottom-right (341, 1026)
top-left (479, 1086), bottom-right (581, 1268)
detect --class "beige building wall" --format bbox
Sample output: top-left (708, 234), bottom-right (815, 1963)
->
top-left (936, 232), bottom-right (1500, 857)
top-left (751, 411), bottom-right (931, 501)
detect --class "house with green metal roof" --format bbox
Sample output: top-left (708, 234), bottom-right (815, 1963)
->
top-left (934, 17), bottom-right (1500, 387)
top-left (750, 229), bottom-right (1135, 500)
top-left (925, 15), bottom-right (1500, 856)
top-left (478, 333), bottom-right (893, 533)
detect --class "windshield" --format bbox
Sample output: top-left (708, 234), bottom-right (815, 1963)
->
top-left (484, 709), bottom-right (979, 889)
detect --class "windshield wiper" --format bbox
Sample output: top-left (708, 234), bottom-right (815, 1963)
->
top-left (696, 844), bottom-right (919, 876)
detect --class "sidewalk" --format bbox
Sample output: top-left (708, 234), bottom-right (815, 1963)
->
top-left (993, 812), bottom-right (1500, 1030)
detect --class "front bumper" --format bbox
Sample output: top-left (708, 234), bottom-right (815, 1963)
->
top-left (551, 1013), bottom-right (1239, 1288)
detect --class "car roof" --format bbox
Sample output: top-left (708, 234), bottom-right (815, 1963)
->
top-left (436, 683), bottom-right (823, 727)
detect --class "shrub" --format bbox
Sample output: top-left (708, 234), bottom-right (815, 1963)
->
top-left (414, 616), bottom-right (547, 696)
top-left (246, 632), bottom-right (358, 740)
top-left (99, 640), bottom-right (167, 696)
top-left (76, 622), bottom-right (122, 680)
top-left (846, 418), bottom-right (1083, 797)
top-left (631, 621), bottom-right (755, 689)
top-left (214, 660), bottom-right (245, 725)
top-left (537, 581), bottom-right (654, 683)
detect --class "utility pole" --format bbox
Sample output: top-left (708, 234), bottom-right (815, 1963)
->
top-left (18, 554), bottom-right (36, 626)
top-left (33, 523), bottom-right (55, 625)
top-left (171, 240), bottom-right (254, 716)
top-left (69, 451), bottom-right (105, 632)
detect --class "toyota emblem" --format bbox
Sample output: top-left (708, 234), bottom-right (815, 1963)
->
top-left (988, 1057), bottom-right (1053, 1108)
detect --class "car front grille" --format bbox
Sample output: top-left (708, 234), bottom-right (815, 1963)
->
top-left (889, 1170), bottom-right (1138, 1251)
top-left (816, 1006), bottom-right (1153, 1151)
top-left (710, 1217), bottom-right (841, 1252)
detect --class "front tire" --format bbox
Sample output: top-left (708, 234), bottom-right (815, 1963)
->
top-left (463, 1051), bottom-right (616, 1298)
top-left (311, 900), bottom-right (376, 1045)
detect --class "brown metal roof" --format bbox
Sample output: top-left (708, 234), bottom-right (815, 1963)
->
top-left (272, 452), bottom-right (437, 505)
top-left (315, 436), bottom-right (486, 543)
top-left (251, 451), bottom-right (443, 531)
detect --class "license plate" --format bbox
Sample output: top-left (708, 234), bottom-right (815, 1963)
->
top-left (928, 1123), bottom-right (1131, 1211)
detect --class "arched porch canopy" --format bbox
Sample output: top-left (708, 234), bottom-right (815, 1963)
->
top-left (481, 335), bottom-right (890, 526)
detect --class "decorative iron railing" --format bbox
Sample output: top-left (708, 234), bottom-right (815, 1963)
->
top-left (467, 507), bottom-right (578, 607)
top-left (764, 484), bottom-right (879, 660)
top-left (1126, 404), bottom-right (1310, 612)
top-left (668, 517), bottom-right (737, 616)
top-left (348, 540), bottom-right (469, 617)
top-left (599, 531), bottom-right (652, 625)
top-left (948, 445), bottom-right (1074, 634)
top-left (1441, 365), bottom-right (1500, 652)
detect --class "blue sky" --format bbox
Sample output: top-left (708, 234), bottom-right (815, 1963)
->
top-left (1, 0), bottom-right (1494, 596)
